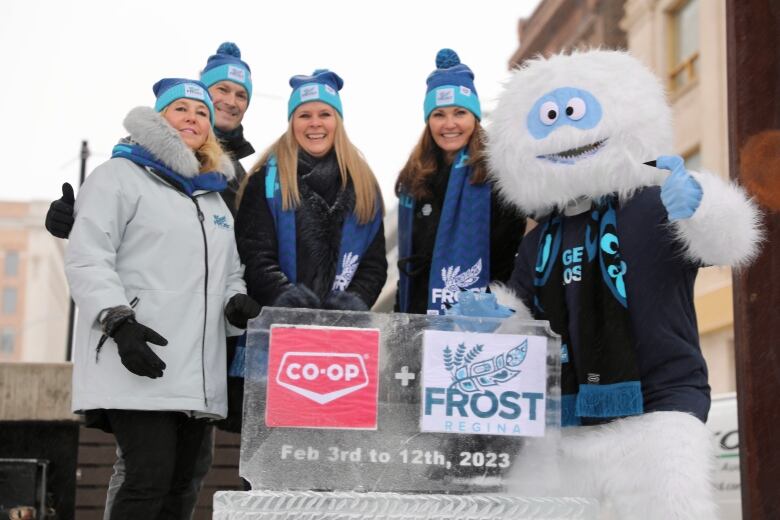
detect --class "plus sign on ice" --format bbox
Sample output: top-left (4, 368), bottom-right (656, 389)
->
top-left (394, 366), bottom-right (416, 386)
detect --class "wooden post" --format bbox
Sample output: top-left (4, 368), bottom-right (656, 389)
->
top-left (726, 1), bottom-right (780, 518)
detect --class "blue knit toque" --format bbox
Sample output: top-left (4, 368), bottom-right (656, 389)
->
top-left (200, 42), bottom-right (253, 101)
top-left (423, 49), bottom-right (481, 121)
top-left (153, 78), bottom-right (215, 126)
top-left (287, 69), bottom-right (344, 119)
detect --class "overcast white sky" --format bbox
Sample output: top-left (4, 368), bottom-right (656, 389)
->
top-left (1, 0), bottom-right (540, 205)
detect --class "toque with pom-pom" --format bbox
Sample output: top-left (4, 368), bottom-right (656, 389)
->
top-left (200, 41), bottom-right (253, 100)
top-left (287, 68), bottom-right (344, 119)
top-left (424, 48), bottom-right (481, 121)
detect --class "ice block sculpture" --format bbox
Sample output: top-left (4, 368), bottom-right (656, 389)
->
top-left (238, 308), bottom-right (564, 493)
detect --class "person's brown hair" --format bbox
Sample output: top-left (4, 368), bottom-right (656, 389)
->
top-left (395, 121), bottom-right (488, 199)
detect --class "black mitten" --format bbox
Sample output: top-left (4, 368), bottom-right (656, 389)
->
top-left (225, 294), bottom-right (261, 329)
top-left (273, 284), bottom-right (321, 309)
top-left (322, 291), bottom-right (369, 311)
top-left (45, 183), bottom-right (75, 239)
top-left (112, 319), bottom-right (168, 378)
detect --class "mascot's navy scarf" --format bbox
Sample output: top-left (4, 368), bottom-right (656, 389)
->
top-left (533, 197), bottom-right (643, 426)
top-left (112, 143), bottom-right (227, 195)
top-left (264, 155), bottom-right (382, 290)
top-left (398, 149), bottom-right (491, 315)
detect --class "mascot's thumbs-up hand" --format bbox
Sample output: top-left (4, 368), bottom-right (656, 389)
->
top-left (653, 156), bottom-right (762, 268)
top-left (657, 155), bottom-right (702, 220)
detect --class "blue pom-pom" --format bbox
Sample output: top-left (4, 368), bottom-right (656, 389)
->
top-left (217, 42), bottom-right (241, 58)
top-left (436, 48), bottom-right (460, 69)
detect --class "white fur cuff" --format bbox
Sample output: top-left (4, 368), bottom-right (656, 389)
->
top-left (490, 282), bottom-right (534, 321)
top-left (672, 171), bottom-right (763, 268)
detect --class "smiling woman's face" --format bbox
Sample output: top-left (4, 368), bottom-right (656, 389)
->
top-left (428, 106), bottom-right (476, 155)
top-left (162, 98), bottom-right (211, 150)
top-left (291, 101), bottom-right (337, 157)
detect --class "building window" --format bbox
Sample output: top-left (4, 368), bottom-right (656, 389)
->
top-left (2, 287), bottom-right (17, 314)
top-left (669, 0), bottom-right (699, 91)
top-left (0, 328), bottom-right (13, 354)
top-left (4, 251), bottom-right (19, 277)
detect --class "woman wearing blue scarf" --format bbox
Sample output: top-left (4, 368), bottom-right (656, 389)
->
top-left (65, 78), bottom-right (259, 519)
top-left (395, 49), bottom-right (526, 315)
top-left (236, 69), bottom-right (387, 312)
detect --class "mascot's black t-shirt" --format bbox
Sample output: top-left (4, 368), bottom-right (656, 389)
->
top-left (509, 186), bottom-right (711, 422)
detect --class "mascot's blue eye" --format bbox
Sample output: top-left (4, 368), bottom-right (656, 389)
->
top-left (566, 97), bottom-right (586, 120)
top-left (527, 87), bottom-right (602, 139)
top-left (540, 101), bottom-right (559, 125)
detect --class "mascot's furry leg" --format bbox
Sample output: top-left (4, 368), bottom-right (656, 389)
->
top-left (558, 412), bottom-right (715, 519)
top-left (508, 412), bottom-right (715, 519)
top-left (494, 282), bottom-right (717, 518)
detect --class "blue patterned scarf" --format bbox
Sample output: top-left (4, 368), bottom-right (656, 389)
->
top-left (398, 149), bottom-right (491, 315)
top-left (111, 143), bottom-right (227, 195)
top-left (264, 155), bottom-right (382, 289)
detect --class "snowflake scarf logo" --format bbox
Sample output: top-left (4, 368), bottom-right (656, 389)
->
top-left (332, 252), bottom-right (360, 291)
top-left (441, 258), bottom-right (482, 293)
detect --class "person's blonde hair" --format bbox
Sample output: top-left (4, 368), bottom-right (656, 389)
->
top-left (395, 121), bottom-right (487, 200)
top-left (195, 127), bottom-right (224, 173)
top-left (240, 112), bottom-right (381, 224)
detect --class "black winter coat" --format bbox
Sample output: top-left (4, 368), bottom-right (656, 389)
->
top-left (235, 151), bottom-right (387, 309)
top-left (215, 125), bottom-right (255, 433)
top-left (396, 161), bottom-right (526, 314)
top-left (216, 125), bottom-right (255, 215)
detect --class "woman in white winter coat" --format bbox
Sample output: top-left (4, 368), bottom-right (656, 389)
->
top-left (65, 77), bottom-right (260, 520)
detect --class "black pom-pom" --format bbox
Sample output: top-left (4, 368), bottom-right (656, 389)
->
top-left (436, 48), bottom-right (461, 69)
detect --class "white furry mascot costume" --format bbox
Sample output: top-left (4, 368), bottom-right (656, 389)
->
top-left (488, 50), bottom-right (761, 518)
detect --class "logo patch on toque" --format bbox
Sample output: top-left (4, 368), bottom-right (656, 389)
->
top-left (436, 88), bottom-right (455, 106)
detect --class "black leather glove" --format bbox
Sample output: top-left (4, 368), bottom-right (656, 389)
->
top-left (45, 183), bottom-right (75, 239)
top-left (323, 291), bottom-right (369, 311)
top-left (273, 284), bottom-right (321, 309)
top-left (225, 294), bottom-right (261, 329)
top-left (112, 319), bottom-right (168, 378)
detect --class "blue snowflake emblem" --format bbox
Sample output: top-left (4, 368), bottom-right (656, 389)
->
top-left (213, 215), bottom-right (231, 229)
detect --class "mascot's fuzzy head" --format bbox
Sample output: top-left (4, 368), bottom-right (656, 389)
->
top-left (488, 50), bottom-right (673, 216)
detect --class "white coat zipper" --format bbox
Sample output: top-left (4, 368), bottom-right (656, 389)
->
top-left (192, 196), bottom-right (209, 407)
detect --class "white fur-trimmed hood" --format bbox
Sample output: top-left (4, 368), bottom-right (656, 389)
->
top-left (122, 106), bottom-right (235, 180)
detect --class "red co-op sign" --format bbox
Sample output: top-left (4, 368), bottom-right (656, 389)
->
top-left (265, 325), bottom-right (380, 429)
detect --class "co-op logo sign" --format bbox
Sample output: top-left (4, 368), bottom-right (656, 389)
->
top-left (276, 352), bottom-right (369, 404)
top-left (420, 330), bottom-right (548, 437)
top-left (265, 326), bottom-right (379, 429)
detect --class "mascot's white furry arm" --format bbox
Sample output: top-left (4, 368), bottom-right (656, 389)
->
top-left (486, 50), bottom-right (762, 519)
top-left (669, 164), bottom-right (762, 267)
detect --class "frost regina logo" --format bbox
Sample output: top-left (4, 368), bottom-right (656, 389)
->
top-left (420, 330), bottom-right (547, 437)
